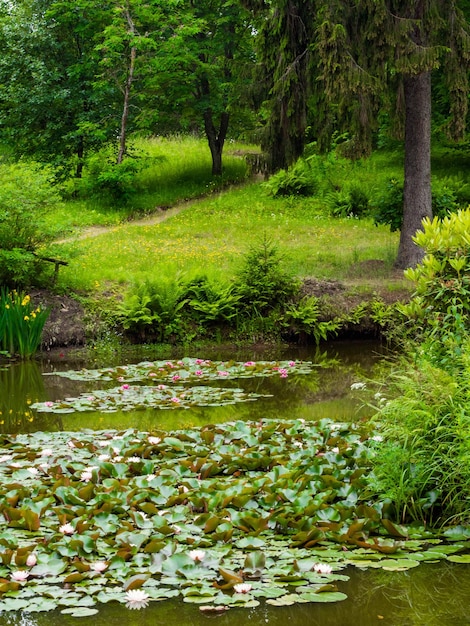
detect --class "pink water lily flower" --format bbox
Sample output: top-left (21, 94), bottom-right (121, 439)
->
top-left (314, 562), bottom-right (333, 575)
top-left (189, 549), bottom-right (206, 562)
top-left (26, 553), bottom-right (37, 567)
top-left (90, 561), bottom-right (108, 573)
top-left (11, 570), bottom-right (29, 582)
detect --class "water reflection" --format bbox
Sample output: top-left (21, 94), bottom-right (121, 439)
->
top-left (0, 362), bottom-right (64, 433)
top-left (1, 563), bottom-right (470, 626)
top-left (1, 341), bottom-right (388, 434)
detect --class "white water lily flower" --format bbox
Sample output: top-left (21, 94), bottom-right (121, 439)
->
top-left (40, 449), bottom-right (53, 457)
top-left (90, 561), bottom-right (108, 573)
top-left (98, 454), bottom-right (110, 461)
top-left (314, 562), bottom-right (333, 575)
top-left (127, 456), bottom-right (141, 463)
top-left (148, 436), bottom-right (161, 445)
top-left (233, 583), bottom-right (252, 594)
top-left (189, 549), bottom-right (206, 562)
top-left (81, 470), bottom-right (93, 482)
top-left (125, 589), bottom-right (150, 610)
top-left (26, 553), bottom-right (37, 567)
top-left (0, 454), bottom-right (13, 463)
top-left (59, 523), bottom-right (75, 535)
top-left (27, 467), bottom-right (39, 475)
top-left (11, 570), bottom-right (29, 582)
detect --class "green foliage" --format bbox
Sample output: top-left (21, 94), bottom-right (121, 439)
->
top-left (0, 290), bottom-right (50, 359)
top-left (371, 209), bottom-right (470, 525)
top-left (263, 159), bottom-right (318, 197)
top-left (401, 209), bottom-right (470, 347)
top-left (373, 179), bottom-right (405, 232)
top-left (182, 275), bottom-right (241, 325)
top-left (83, 154), bottom-right (146, 201)
top-left (236, 237), bottom-right (300, 315)
top-left (324, 186), bottom-right (370, 219)
top-left (370, 355), bottom-right (470, 525)
top-left (117, 278), bottom-right (187, 342)
top-left (0, 163), bottom-right (62, 287)
top-left (283, 296), bottom-right (341, 344)
top-left (374, 178), bottom-right (461, 232)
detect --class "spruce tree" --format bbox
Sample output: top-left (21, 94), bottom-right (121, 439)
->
top-left (247, 1), bottom-right (470, 268)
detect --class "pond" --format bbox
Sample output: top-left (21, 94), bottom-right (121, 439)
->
top-left (1, 340), bottom-right (383, 435)
top-left (1, 340), bottom-right (470, 626)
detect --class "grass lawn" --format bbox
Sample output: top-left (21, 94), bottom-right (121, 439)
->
top-left (44, 136), bottom-right (470, 299)
top-left (49, 182), bottom-right (400, 294)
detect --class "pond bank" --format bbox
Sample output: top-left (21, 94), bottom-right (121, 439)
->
top-left (32, 271), bottom-right (411, 351)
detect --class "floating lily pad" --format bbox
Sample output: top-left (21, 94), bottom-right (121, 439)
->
top-left (446, 555), bottom-right (470, 563)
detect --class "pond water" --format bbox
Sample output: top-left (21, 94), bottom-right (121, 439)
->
top-left (1, 340), bottom-right (470, 626)
top-left (1, 340), bottom-right (384, 435)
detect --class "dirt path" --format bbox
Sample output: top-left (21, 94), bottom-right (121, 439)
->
top-left (56, 197), bottom-right (199, 244)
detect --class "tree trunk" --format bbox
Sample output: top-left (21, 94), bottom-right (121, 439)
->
top-left (395, 72), bottom-right (432, 269)
top-left (117, 9), bottom-right (137, 165)
top-left (203, 109), bottom-right (229, 176)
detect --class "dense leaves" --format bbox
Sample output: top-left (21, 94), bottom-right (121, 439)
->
top-left (0, 418), bottom-right (468, 615)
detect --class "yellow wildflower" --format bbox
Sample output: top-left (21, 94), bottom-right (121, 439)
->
top-left (21, 295), bottom-right (30, 306)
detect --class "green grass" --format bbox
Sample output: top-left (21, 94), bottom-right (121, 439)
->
top-left (44, 136), bottom-right (252, 236)
top-left (43, 138), bottom-right (470, 294)
top-left (50, 182), bottom-right (399, 292)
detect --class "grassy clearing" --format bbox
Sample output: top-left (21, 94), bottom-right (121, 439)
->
top-left (42, 137), bottom-right (470, 298)
top-left (50, 182), bottom-right (400, 293)
top-left (44, 136), bottom-right (252, 236)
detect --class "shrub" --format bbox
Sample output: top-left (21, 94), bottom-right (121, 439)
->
top-left (282, 296), bottom-right (341, 344)
top-left (369, 354), bottom-right (470, 525)
top-left (236, 237), bottom-right (300, 316)
top-left (370, 209), bottom-right (470, 525)
top-left (83, 153), bottom-right (147, 201)
top-left (324, 186), bottom-right (370, 219)
top-left (117, 278), bottom-right (187, 343)
top-left (182, 275), bottom-right (241, 325)
top-left (0, 163), bottom-right (61, 287)
top-left (374, 178), bottom-right (461, 232)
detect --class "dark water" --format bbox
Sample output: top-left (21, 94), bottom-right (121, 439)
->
top-left (1, 562), bottom-right (470, 626)
top-left (1, 340), bottom-right (470, 625)
top-left (0, 340), bottom-right (386, 434)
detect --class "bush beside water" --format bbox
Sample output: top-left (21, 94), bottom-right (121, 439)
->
top-left (369, 210), bottom-right (470, 525)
